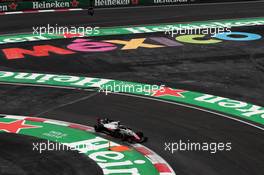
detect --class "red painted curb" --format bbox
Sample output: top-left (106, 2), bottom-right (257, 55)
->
top-left (2, 114), bottom-right (176, 175)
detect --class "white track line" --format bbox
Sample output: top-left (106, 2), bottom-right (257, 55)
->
top-left (109, 91), bottom-right (264, 131)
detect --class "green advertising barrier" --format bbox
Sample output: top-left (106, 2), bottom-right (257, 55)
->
top-left (0, 71), bottom-right (263, 128)
top-left (92, 0), bottom-right (191, 8)
top-left (0, 0), bottom-right (186, 12)
top-left (0, 0), bottom-right (88, 12)
top-left (0, 0), bottom-right (141, 12)
top-left (1, 0), bottom-right (261, 13)
top-left (133, 0), bottom-right (262, 7)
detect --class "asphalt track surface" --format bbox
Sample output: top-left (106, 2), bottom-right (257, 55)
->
top-left (0, 1), bottom-right (264, 175)
top-left (1, 26), bottom-right (264, 106)
top-left (0, 85), bottom-right (263, 175)
top-left (0, 133), bottom-right (103, 175)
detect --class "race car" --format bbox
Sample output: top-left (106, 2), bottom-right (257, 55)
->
top-left (94, 118), bottom-right (148, 143)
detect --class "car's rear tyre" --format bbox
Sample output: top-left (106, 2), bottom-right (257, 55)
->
top-left (113, 130), bottom-right (120, 138)
top-left (94, 125), bottom-right (101, 132)
top-left (121, 134), bottom-right (127, 141)
top-left (127, 137), bottom-right (133, 143)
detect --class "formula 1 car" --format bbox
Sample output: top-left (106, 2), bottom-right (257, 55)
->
top-left (94, 118), bottom-right (148, 143)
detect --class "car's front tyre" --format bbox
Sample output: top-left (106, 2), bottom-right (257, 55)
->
top-left (94, 125), bottom-right (101, 132)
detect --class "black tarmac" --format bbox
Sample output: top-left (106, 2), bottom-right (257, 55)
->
top-left (0, 2), bottom-right (264, 175)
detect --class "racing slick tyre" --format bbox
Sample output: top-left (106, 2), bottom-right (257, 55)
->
top-left (112, 129), bottom-right (121, 138)
top-left (121, 133), bottom-right (127, 141)
top-left (127, 137), bottom-right (133, 143)
top-left (94, 125), bottom-right (101, 132)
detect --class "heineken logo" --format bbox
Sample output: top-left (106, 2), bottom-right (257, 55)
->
top-left (0, 71), bottom-right (263, 126)
top-left (154, 0), bottom-right (188, 4)
top-left (8, 2), bottom-right (17, 10)
top-left (0, 4), bottom-right (8, 12)
top-left (195, 94), bottom-right (264, 119)
top-left (0, 71), bottom-right (112, 88)
top-left (95, 0), bottom-right (130, 7)
top-left (32, 1), bottom-right (70, 9)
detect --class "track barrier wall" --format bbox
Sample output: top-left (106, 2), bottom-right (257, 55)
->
top-left (0, 0), bottom-right (262, 13)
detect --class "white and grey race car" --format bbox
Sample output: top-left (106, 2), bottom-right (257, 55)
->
top-left (94, 118), bottom-right (148, 143)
